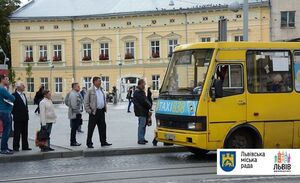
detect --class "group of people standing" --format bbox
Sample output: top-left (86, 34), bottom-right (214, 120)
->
top-left (0, 74), bottom-right (155, 155)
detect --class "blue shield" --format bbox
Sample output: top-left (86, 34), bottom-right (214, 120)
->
top-left (220, 151), bottom-right (236, 172)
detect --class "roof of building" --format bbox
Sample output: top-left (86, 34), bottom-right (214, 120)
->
top-left (11, 0), bottom-right (268, 20)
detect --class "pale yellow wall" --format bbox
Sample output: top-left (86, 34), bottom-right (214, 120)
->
top-left (10, 5), bottom-right (270, 100)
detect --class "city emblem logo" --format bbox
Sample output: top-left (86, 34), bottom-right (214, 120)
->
top-left (273, 151), bottom-right (292, 172)
top-left (220, 151), bottom-right (236, 172)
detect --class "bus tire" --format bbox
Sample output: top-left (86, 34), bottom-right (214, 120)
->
top-left (224, 129), bottom-right (256, 148)
top-left (187, 147), bottom-right (209, 157)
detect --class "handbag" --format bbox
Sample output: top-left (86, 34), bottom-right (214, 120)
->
top-left (38, 126), bottom-right (49, 140)
top-left (0, 119), bottom-right (3, 134)
top-left (35, 131), bottom-right (48, 147)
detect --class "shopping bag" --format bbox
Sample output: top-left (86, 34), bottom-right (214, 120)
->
top-left (0, 119), bottom-right (3, 134)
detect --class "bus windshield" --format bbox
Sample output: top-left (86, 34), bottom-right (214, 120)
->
top-left (160, 49), bottom-right (213, 97)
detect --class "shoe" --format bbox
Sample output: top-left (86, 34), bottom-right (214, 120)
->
top-left (144, 140), bottom-right (148, 143)
top-left (8, 148), bottom-right (13, 152)
top-left (22, 148), bottom-right (32, 151)
top-left (13, 148), bottom-right (19, 152)
top-left (77, 130), bottom-right (84, 133)
top-left (127, 111), bottom-right (131, 113)
top-left (47, 147), bottom-right (55, 151)
top-left (41, 148), bottom-right (49, 152)
top-left (71, 142), bottom-right (81, 146)
top-left (138, 141), bottom-right (146, 145)
top-left (101, 142), bottom-right (112, 147)
top-left (0, 150), bottom-right (14, 155)
top-left (87, 145), bottom-right (94, 148)
top-left (152, 140), bottom-right (158, 146)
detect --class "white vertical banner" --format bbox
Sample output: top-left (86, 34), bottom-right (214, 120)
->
top-left (217, 149), bottom-right (300, 175)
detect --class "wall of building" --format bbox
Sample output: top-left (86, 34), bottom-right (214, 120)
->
top-left (271, 0), bottom-right (300, 41)
top-left (10, 4), bottom-right (270, 101)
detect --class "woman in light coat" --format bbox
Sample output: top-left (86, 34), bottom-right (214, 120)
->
top-left (39, 90), bottom-right (57, 152)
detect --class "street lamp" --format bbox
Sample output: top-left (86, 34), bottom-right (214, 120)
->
top-left (229, 0), bottom-right (249, 41)
top-left (0, 47), bottom-right (9, 67)
top-left (49, 64), bottom-right (54, 92)
top-left (118, 62), bottom-right (122, 102)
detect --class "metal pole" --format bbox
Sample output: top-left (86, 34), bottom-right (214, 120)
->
top-left (243, 0), bottom-right (249, 41)
top-left (119, 63), bottom-right (122, 102)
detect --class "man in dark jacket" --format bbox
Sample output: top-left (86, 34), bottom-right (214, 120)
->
top-left (12, 81), bottom-right (31, 151)
top-left (132, 79), bottom-right (151, 145)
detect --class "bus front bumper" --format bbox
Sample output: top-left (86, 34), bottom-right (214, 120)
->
top-left (155, 128), bottom-right (207, 149)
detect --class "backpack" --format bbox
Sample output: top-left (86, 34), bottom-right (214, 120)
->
top-left (64, 92), bottom-right (71, 107)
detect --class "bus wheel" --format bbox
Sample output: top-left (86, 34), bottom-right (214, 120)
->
top-left (187, 147), bottom-right (209, 157)
top-left (225, 129), bottom-right (255, 148)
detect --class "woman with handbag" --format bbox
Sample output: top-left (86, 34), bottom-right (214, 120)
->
top-left (39, 90), bottom-right (57, 152)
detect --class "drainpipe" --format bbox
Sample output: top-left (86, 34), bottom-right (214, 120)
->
top-left (71, 18), bottom-right (76, 81)
top-left (269, 0), bottom-right (273, 41)
top-left (184, 12), bottom-right (188, 43)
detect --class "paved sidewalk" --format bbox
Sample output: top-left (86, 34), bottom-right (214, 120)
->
top-left (0, 102), bottom-right (186, 163)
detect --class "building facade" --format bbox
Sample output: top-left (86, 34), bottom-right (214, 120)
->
top-left (270, 0), bottom-right (300, 41)
top-left (9, 0), bottom-right (270, 101)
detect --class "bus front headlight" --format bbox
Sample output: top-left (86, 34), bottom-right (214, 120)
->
top-left (188, 122), bottom-right (196, 129)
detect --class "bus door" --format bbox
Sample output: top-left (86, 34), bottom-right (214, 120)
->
top-left (208, 63), bottom-right (246, 142)
top-left (246, 50), bottom-right (294, 148)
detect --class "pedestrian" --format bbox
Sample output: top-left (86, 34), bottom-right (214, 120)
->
top-left (12, 81), bottom-right (31, 152)
top-left (147, 87), bottom-right (153, 107)
top-left (84, 76), bottom-right (112, 148)
top-left (77, 87), bottom-right (87, 133)
top-left (39, 90), bottom-right (57, 152)
top-left (126, 87), bottom-right (133, 113)
top-left (0, 75), bottom-right (15, 155)
top-left (132, 79), bottom-right (152, 145)
top-left (68, 83), bottom-right (83, 146)
top-left (112, 86), bottom-right (117, 104)
top-left (34, 86), bottom-right (44, 114)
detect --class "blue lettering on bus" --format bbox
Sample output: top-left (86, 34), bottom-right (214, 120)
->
top-left (156, 100), bottom-right (198, 116)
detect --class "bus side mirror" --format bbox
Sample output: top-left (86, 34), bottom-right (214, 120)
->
top-left (210, 79), bottom-right (223, 102)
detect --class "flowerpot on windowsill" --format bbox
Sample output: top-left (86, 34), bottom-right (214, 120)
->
top-left (82, 56), bottom-right (91, 61)
top-left (38, 57), bottom-right (48, 63)
top-left (151, 53), bottom-right (160, 59)
top-left (53, 56), bottom-right (62, 62)
top-left (24, 57), bottom-right (33, 63)
top-left (99, 54), bottom-right (109, 61)
top-left (125, 53), bottom-right (134, 60)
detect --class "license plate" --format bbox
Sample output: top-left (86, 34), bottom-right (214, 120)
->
top-left (165, 134), bottom-right (175, 140)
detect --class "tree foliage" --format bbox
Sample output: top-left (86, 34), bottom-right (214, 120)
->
top-left (0, 0), bottom-right (21, 66)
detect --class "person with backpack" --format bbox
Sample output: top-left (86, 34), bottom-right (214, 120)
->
top-left (67, 83), bottom-right (83, 146)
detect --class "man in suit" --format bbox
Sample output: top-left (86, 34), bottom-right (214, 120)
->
top-left (84, 76), bottom-right (112, 148)
top-left (12, 81), bottom-right (31, 151)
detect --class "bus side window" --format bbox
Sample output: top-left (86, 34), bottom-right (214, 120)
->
top-left (247, 51), bottom-right (293, 93)
top-left (211, 64), bottom-right (244, 98)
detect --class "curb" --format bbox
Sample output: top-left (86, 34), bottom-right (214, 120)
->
top-left (0, 146), bottom-right (187, 163)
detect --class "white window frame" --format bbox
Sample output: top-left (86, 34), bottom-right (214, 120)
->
top-left (40, 77), bottom-right (49, 90)
top-left (102, 76), bottom-right (110, 91)
top-left (53, 44), bottom-right (62, 60)
top-left (125, 41), bottom-right (135, 59)
top-left (281, 11), bottom-right (296, 28)
top-left (39, 45), bottom-right (47, 60)
top-left (99, 43), bottom-right (109, 60)
top-left (82, 43), bottom-right (92, 60)
top-left (168, 39), bottom-right (178, 56)
top-left (150, 40), bottom-right (160, 58)
top-left (234, 35), bottom-right (244, 42)
top-left (152, 75), bottom-right (160, 91)
top-left (83, 77), bottom-right (92, 89)
top-left (25, 45), bottom-right (33, 60)
top-left (55, 77), bottom-right (63, 93)
top-left (27, 78), bottom-right (34, 93)
top-left (201, 37), bottom-right (211, 42)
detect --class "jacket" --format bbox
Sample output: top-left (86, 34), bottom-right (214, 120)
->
top-left (68, 90), bottom-right (83, 119)
top-left (0, 86), bottom-right (15, 113)
top-left (12, 92), bottom-right (29, 122)
top-left (84, 86), bottom-right (107, 115)
top-left (39, 98), bottom-right (57, 125)
top-left (133, 87), bottom-right (151, 117)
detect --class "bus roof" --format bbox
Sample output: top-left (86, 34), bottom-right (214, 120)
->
top-left (174, 42), bottom-right (300, 52)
